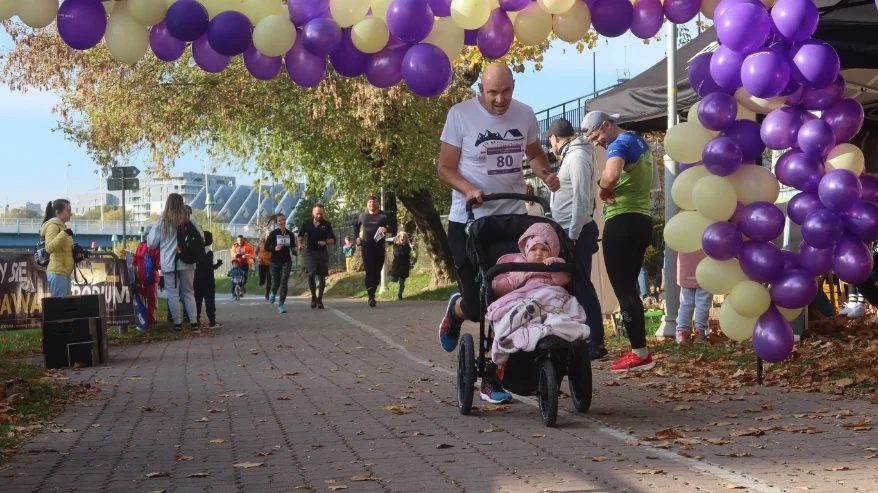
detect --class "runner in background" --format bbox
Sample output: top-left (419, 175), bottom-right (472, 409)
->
top-left (354, 197), bottom-right (390, 308)
top-left (266, 213), bottom-right (296, 313)
top-left (257, 234), bottom-right (273, 301)
top-left (298, 204), bottom-right (336, 310)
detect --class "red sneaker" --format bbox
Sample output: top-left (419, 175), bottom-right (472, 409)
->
top-left (610, 351), bottom-right (656, 373)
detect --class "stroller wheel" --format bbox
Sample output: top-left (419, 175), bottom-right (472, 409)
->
top-left (568, 348), bottom-right (593, 413)
top-left (538, 359), bottom-right (558, 427)
top-left (457, 334), bottom-right (476, 415)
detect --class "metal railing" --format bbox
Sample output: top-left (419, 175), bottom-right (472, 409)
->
top-left (534, 84), bottom-right (621, 148)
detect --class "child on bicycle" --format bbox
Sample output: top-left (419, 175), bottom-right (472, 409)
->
top-left (227, 259), bottom-right (247, 299)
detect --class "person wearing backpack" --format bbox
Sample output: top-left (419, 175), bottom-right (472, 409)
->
top-left (38, 199), bottom-right (75, 298)
top-left (133, 226), bottom-right (160, 330)
top-left (147, 194), bottom-right (204, 330)
top-left (194, 231), bottom-right (223, 328)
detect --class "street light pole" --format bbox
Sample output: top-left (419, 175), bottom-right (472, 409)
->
top-left (66, 163), bottom-right (71, 200)
top-left (378, 187), bottom-right (389, 294)
top-left (660, 22), bottom-right (681, 339)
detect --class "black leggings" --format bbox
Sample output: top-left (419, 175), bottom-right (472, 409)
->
top-left (362, 245), bottom-right (386, 299)
top-left (602, 213), bottom-right (653, 350)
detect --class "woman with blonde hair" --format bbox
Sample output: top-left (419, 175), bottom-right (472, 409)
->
top-left (525, 183), bottom-right (545, 216)
top-left (148, 193), bottom-right (204, 330)
top-left (390, 232), bottom-right (414, 300)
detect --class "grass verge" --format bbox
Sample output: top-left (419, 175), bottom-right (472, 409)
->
top-left (279, 270), bottom-right (456, 302)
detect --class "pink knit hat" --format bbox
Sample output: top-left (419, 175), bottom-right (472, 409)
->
top-left (517, 223), bottom-right (561, 257)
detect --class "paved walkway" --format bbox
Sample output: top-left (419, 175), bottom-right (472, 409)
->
top-left (2, 299), bottom-right (877, 493)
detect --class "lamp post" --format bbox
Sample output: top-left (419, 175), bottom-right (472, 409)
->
top-left (66, 163), bottom-right (72, 200)
top-left (204, 161), bottom-right (215, 233)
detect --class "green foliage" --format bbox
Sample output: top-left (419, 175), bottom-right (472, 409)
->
top-left (2, 207), bottom-right (41, 219)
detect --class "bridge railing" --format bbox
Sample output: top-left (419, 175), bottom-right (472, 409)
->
top-left (534, 84), bottom-right (621, 149)
top-left (0, 218), bottom-right (146, 235)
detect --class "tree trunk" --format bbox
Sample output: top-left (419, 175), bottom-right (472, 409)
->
top-left (397, 190), bottom-right (456, 287)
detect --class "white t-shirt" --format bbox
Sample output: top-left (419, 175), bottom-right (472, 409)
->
top-left (441, 98), bottom-right (541, 223)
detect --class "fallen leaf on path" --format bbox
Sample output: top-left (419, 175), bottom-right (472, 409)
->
top-left (532, 434), bottom-right (546, 438)
top-left (755, 414), bottom-right (782, 421)
top-left (710, 422), bottom-right (736, 427)
top-left (655, 427), bottom-right (686, 439)
top-left (635, 469), bottom-right (665, 475)
top-left (384, 404), bottom-right (415, 415)
top-left (673, 405), bottom-right (693, 412)
top-left (283, 372), bottom-right (300, 376)
top-left (744, 408), bottom-right (764, 413)
top-left (350, 474), bottom-right (382, 482)
top-left (277, 397), bottom-right (291, 401)
top-left (835, 378), bottom-right (855, 388)
top-left (255, 451), bottom-right (273, 457)
top-left (312, 411), bottom-right (328, 416)
top-left (730, 428), bottom-right (764, 437)
top-left (824, 466), bottom-right (852, 471)
top-left (863, 454), bottom-right (878, 459)
top-left (724, 484), bottom-right (745, 489)
top-left (195, 417), bottom-right (211, 423)
top-left (436, 443), bottom-right (453, 449)
top-left (624, 439), bottom-right (640, 446)
top-left (602, 381), bottom-right (620, 386)
top-left (209, 439), bottom-right (226, 444)
top-left (678, 452), bottom-right (704, 459)
top-left (147, 490), bottom-right (168, 493)
top-left (479, 427), bottom-right (503, 433)
top-left (220, 393), bottom-right (246, 398)
top-left (584, 456), bottom-right (608, 462)
top-left (835, 409), bottom-right (853, 417)
top-left (188, 472), bottom-right (210, 478)
top-left (295, 486), bottom-right (312, 490)
top-left (328, 486), bottom-right (347, 491)
top-left (145, 472), bottom-right (170, 478)
top-left (233, 462), bottom-right (265, 469)
top-left (175, 455), bottom-right (193, 461)
top-left (90, 424), bottom-right (101, 428)
top-left (843, 418), bottom-right (872, 428)
top-left (716, 452), bottom-right (752, 457)
top-left (481, 404), bottom-right (512, 412)
top-left (207, 409), bottom-right (225, 413)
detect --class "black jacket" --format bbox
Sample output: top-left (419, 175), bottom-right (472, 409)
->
top-left (265, 228), bottom-right (297, 264)
top-left (390, 244), bottom-right (412, 279)
top-left (195, 250), bottom-right (222, 286)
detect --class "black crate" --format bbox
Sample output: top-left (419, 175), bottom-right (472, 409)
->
top-left (43, 295), bottom-right (106, 323)
top-left (42, 318), bottom-right (100, 369)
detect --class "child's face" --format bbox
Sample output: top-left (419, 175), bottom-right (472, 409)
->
top-left (527, 243), bottom-right (550, 263)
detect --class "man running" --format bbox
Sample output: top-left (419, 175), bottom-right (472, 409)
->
top-left (298, 204), bottom-right (336, 309)
top-left (436, 63), bottom-right (560, 404)
top-left (354, 196), bottom-right (390, 308)
top-left (583, 111), bottom-right (656, 372)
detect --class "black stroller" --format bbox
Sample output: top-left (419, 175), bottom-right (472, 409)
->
top-left (456, 194), bottom-right (593, 427)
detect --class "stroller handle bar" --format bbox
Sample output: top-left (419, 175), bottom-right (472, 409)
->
top-left (465, 193), bottom-right (552, 222)
top-left (483, 262), bottom-right (575, 288)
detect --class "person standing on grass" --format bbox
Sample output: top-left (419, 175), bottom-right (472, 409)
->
top-left (343, 236), bottom-right (356, 272)
top-left (675, 250), bottom-right (710, 344)
top-left (298, 204), bottom-right (336, 310)
top-left (194, 232), bottom-right (223, 329)
top-left (265, 213), bottom-right (297, 314)
top-left (39, 199), bottom-right (75, 298)
top-left (436, 62), bottom-right (560, 404)
top-left (390, 232), bottom-right (413, 300)
top-left (257, 234), bottom-right (273, 301)
top-left (355, 196), bottom-right (390, 308)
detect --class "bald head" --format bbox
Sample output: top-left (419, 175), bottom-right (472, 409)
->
top-left (479, 63), bottom-right (514, 115)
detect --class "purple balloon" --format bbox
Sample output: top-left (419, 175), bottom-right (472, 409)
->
top-left (737, 201), bottom-right (785, 242)
top-left (464, 29), bottom-right (478, 46)
top-left (822, 98), bottom-right (865, 145)
top-left (860, 175), bottom-right (878, 205)
top-left (716, 3), bottom-right (770, 53)
top-left (819, 168), bottom-right (862, 213)
top-left (702, 137), bottom-right (743, 177)
top-left (781, 249), bottom-right (801, 271)
top-left (787, 192), bottom-right (823, 225)
top-left (775, 149), bottom-right (823, 193)
top-left (832, 235), bottom-right (874, 284)
top-left (631, 0), bottom-right (664, 39)
top-left (207, 10), bottom-right (252, 57)
top-left (797, 74), bottom-right (846, 111)
top-left (402, 43), bottom-right (452, 98)
top-left (802, 208), bottom-right (844, 249)
top-left (797, 240), bottom-right (832, 276)
top-left (710, 45), bottom-right (748, 92)
top-left (285, 35), bottom-right (327, 88)
top-left (689, 52), bottom-right (727, 97)
top-left (740, 241), bottom-right (784, 284)
top-left (721, 120), bottom-right (765, 162)
top-left (714, 0), bottom-right (764, 20)
top-left (702, 222), bottom-right (743, 261)
top-left (741, 50), bottom-right (790, 99)
top-left (166, 0), bottom-right (209, 42)
top-left (387, 0), bottom-right (434, 44)
top-left (770, 269), bottom-right (818, 309)
top-left (57, 0), bottom-right (107, 51)
top-left (289, 0), bottom-right (329, 27)
top-left (760, 106), bottom-right (807, 151)
top-left (366, 45), bottom-right (409, 88)
top-left (498, 0), bottom-right (529, 11)
top-left (150, 21), bottom-right (187, 62)
top-left (789, 40), bottom-right (841, 90)
top-left (243, 44), bottom-right (282, 80)
top-left (428, 0), bottom-right (453, 16)
top-left (477, 8), bottom-right (513, 59)
top-left (192, 35), bottom-right (231, 73)
top-left (842, 201), bottom-right (878, 242)
top-left (797, 120), bottom-right (836, 158)
top-left (302, 17), bottom-right (342, 57)
top-left (591, 0), bottom-right (634, 38)
top-left (697, 92), bottom-right (738, 131)
top-left (770, 0), bottom-right (819, 43)
top-left (752, 305), bottom-right (795, 363)
top-left (663, 0), bottom-right (700, 23)
top-left (329, 29), bottom-right (370, 78)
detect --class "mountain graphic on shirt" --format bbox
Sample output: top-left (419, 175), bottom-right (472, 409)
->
top-left (474, 128), bottom-right (524, 147)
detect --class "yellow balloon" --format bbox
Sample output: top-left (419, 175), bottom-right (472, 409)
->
top-left (692, 175), bottom-right (738, 221)
top-left (777, 305), bottom-right (802, 321)
top-left (275, 1), bottom-right (288, 18)
top-left (700, 0), bottom-right (721, 18)
top-left (352, 16), bottom-right (391, 54)
top-left (253, 14), bottom-right (296, 56)
top-left (371, 0), bottom-right (392, 21)
top-left (451, 0), bottom-right (492, 30)
top-left (671, 165), bottom-right (711, 211)
top-left (719, 300), bottom-right (758, 341)
top-left (129, 0), bottom-right (168, 26)
top-left (202, 0), bottom-right (243, 19)
top-left (537, 0), bottom-right (576, 15)
top-left (15, 0), bottom-right (58, 28)
top-left (664, 211), bottom-right (714, 254)
top-left (490, 0), bottom-right (500, 8)
top-left (725, 165), bottom-right (780, 205)
top-left (728, 280), bottom-right (771, 318)
top-left (665, 122), bottom-right (714, 164)
top-left (0, 0), bottom-right (16, 21)
top-left (423, 16), bottom-right (465, 62)
top-left (736, 103), bottom-right (757, 122)
top-left (552, 1), bottom-right (590, 42)
top-left (735, 87), bottom-right (786, 115)
top-left (696, 257), bottom-right (749, 295)
top-left (826, 143), bottom-right (866, 175)
top-left (165, 0), bottom-right (177, 7)
top-left (241, 0), bottom-right (280, 24)
top-left (104, 1), bottom-right (116, 14)
top-left (513, 1), bottom-right (552, 46)
top-left (106, 3), bottom-right (149, 65)
top-left (330, 0), bottom-right (369, 28)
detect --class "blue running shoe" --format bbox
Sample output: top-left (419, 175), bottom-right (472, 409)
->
top-left (479, 377), bottom-right (513, 404)
top-left (269, 293), bottom-right (276, 304)
top-left (439, 293), bottom-right (463, 352)
top-left (278, 305), bottom-right (286, 314)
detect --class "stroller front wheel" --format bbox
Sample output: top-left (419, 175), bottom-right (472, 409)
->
top-left (568, 348), bottom-right (593, 413)
top-left (457, 334), bottom-right (476, 415)
top-left (538, 358), bottom-right (558, 427)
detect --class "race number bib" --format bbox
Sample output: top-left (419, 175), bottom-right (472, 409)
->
top-left (277, 235), bottom-right (290, 246)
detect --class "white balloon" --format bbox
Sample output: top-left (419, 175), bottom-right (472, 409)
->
top-left (15, 0), bottom-right (58, 28)
top-left (671, 165), bottom-right (711, 211)
top-left (719, 300), bottom-right (758, 342)
top-left (735, 87), bottom-right (787, 115)
top-left (0, 0), bottom-right (16, 21)
top-left (129, 0), bottom-right (168, 26)
top-left (253, 14), bottom-right (296, 57)
top-left (725, 165), bottom-right (780, 205)
top-left (106, 2), bottom-right (150, 65)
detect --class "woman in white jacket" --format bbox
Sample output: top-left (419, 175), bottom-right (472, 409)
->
top-left (148, 193), bottom-right (203, 330)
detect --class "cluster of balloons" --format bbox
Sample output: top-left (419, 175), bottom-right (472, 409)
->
top-left (664, 0), bottom-right (870, 364)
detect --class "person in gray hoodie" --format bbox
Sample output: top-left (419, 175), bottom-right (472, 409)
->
top-left (543, 118), bottom-right (607, 360)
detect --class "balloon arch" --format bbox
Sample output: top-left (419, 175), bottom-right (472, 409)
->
top-left (3, 0), bottom-right (877, 362)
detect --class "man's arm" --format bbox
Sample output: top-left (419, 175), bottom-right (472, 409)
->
top-left (326, 224), bottom-right (337, 246)
top-left (525, 141), bottom-right (560, 192)
top-left (437, 142), bottom-right (481, 196)
top-left (598, 157), bottom-right (625, 204)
